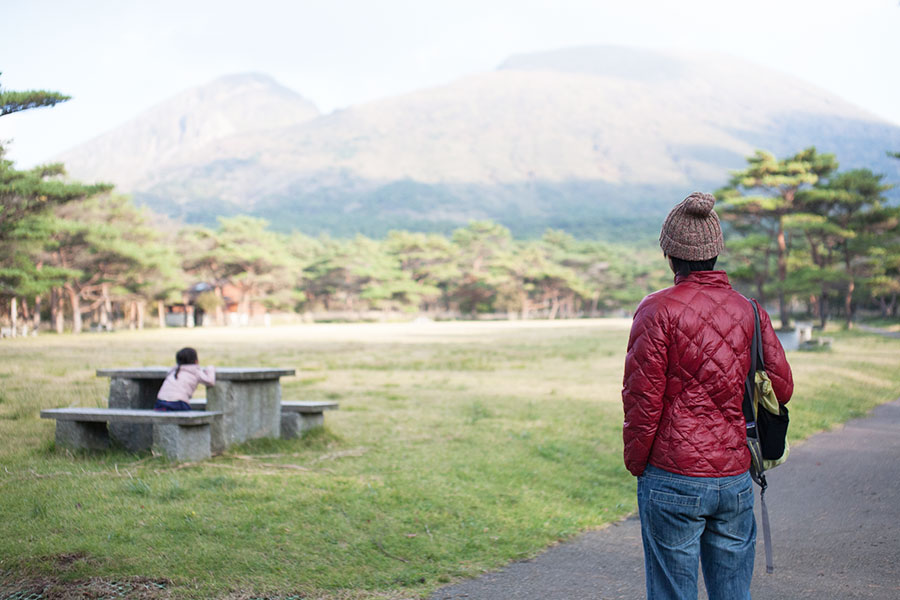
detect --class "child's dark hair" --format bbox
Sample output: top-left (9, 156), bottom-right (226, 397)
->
top-left (174, 347), bottom-right (199, 379)
top-left (670, 255), bottom-right (718, 278)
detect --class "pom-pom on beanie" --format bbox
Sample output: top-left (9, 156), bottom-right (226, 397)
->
top-left (659, 192), bottom-right (725, 261)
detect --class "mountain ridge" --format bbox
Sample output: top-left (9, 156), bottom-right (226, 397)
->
top-left (55, 46), bottom-right (900, 238)
top-left (55, 72), bottom-right (320, 189)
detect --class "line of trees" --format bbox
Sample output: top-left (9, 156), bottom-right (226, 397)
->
top-left (2, 146), bottom-right (895, 335)
top-left (1, 192), bottom-right (672, 333)
top-left (2, 77), bottom-right (899, 334)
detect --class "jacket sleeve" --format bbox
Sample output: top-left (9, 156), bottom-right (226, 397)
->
top-left (622, 297), bottom-right (669, 476)
top-left (198, 366), bottom-right (216, 387)
top-left (757, 306), bottom-right (793, 404)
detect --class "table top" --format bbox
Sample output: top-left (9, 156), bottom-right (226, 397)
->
top-left (96, 367), bottom-right (296, 381)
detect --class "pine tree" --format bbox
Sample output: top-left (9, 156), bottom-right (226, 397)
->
top-left (818, 169), bottom-right (898, 326)
top-left (717, 147), bottom-right (838, 328)
top-left (0, 76), bottom-right (110, 332)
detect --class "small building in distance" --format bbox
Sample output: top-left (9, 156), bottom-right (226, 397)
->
top-left (165, 281), bottom-right (269, 327)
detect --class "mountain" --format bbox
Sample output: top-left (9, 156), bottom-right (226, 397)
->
top-left (56, 47), bottom-right (900, 239)
top-left (55, 73), bottom-right (320, 190)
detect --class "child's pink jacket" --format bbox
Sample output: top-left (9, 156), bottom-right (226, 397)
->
top-left (156, 364), bottom-right (216, 402)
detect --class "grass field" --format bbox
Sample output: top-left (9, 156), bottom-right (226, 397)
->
top-left (1, 319), bottom-right (899, 599)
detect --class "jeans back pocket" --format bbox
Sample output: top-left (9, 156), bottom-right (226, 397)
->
top-left (648, 489), bottom-right (702, 547)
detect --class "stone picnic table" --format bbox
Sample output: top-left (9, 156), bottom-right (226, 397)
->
top-left (96, 366), bottom-right (295, 454)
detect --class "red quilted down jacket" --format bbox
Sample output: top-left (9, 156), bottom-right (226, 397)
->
top-left (622, 271), bottom-right (793, 477)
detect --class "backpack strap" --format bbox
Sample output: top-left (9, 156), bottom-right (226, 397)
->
top-left (760, 484), bottom-right (774, 574)
top-left (743, 299), bottom-right (760, 431)
top-left (742, 297), bottom-right (762, 464)
top-left (752, 298), bottom-right (766, 371)
top-left (744, 296), bottom-right (775, 574)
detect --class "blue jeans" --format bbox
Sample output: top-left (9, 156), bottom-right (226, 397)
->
top-left (637, 465), bottom-right (756, 600)
top-left (154, 399), bottom-right (192, 411)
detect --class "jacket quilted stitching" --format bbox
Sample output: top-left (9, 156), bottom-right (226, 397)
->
top-left (622, 271), bottom-right (793, 477)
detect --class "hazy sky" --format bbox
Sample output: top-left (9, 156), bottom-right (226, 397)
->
top-left (2, 0), bottom-right (898, 168)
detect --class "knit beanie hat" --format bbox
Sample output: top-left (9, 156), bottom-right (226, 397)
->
top-left (659, 192), bottom-right (725, 261)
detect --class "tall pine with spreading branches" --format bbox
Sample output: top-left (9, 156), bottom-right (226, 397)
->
top-left (716, 147), bottom-right (838, 328)
top-left (0, 74), bottom-right (111, 332)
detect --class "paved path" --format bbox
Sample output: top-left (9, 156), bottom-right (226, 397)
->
top-left (432, 399), bottom-right (900, 600)
top-left (857, 324), bottom-right (900, 339)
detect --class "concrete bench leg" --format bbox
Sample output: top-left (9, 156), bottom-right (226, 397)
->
top-left (108, 377), bottom-right (157, 452)
top-left (281, 412), bottom-right (324, 439)
top-left (56, 421), bottom-right (110, 451)
top-left (153, 424), bottom-right (212, 461)
top-left (207, 380), bottom-right (280, 454)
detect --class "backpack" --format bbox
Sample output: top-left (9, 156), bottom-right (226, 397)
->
top-left (743, 297), bottom-right (790, 573)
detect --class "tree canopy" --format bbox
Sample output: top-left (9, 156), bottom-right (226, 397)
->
top-left (718, 149), bottom-right (898, 328)
top-left (0, 78), bottom-right (110, 306)
top-left (0, 73), bottom-right (70, 118)
top-left (717, 148), bottom-right (839, 327)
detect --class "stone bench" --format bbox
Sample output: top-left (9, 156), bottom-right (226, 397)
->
top-left (280, 401), bottom-right (339, 438)
top-left (190, 399), bottom-right (338, 438)
top-left (40, 408), bottom-right (222, 461)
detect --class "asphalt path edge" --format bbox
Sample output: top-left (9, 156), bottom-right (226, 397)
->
top-left (431, 398), bottom-right (900, 600)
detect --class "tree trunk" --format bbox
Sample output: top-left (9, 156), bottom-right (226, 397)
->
top-left (105, 292), bottom-right (113, 328)
top-left (520, 290), bottom-right (529, 320)
top-left (33, 295), bottom-right (42, 332)
top-left (10, 297), bottom-right (17, 338)
top-left (548, 294), bottom-right (559, 320)
top-left (52, 289), bottom-right (65, 334)
top-left (755, 278), bottom-right (766, 306)
top-left (215, 286), bottom-right (225, 326)
top-left (819, 289), bottom-right (827, 329)
top-left (19, 298), bottom-right (30, 336)
top-left (776, 220), bottom-right (789, 329)
top-left (50, 289), bottom-right (58, 331)
top-left (844, 279), bottom-right (855, 329)
top-left (240, 291), bottom-right (251, 325)
top-left (99, 283), bottom-right (112, 330)
top-left (65, 286), bottom-right (83, 333)
top-left (137, 301), bottom-right (145, 330)
top-left (157, 300), bottom-right (165, 328)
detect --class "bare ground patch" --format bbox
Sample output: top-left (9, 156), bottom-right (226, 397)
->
top-left (0, 576), bottom-right (171, 600)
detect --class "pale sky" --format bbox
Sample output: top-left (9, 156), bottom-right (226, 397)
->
top-left (1, 0), bottom-right (899, 168)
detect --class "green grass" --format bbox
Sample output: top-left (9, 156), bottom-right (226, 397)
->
top-left (1, 320), bottom-right (899, 599)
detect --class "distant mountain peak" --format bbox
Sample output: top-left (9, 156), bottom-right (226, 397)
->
top-left (55, 46), bottom-right (900, 238)
top-left (56, 73), bottom-right (320, 190)
top-left (498, 45), bottom-right (694, 81)
top-left (198, 72), bottom-right (315, 102)
top-left (211, 72), bottom-right (282, 85)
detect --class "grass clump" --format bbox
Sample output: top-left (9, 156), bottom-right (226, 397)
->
top-left (0, 319), bottom-right (898, 598)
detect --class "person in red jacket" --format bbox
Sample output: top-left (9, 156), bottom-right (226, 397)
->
top-left (622, 192), bottom-right (793, 600)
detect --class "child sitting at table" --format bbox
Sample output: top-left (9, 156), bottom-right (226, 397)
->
top-left (154, 347), bottom-right (216, 411)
